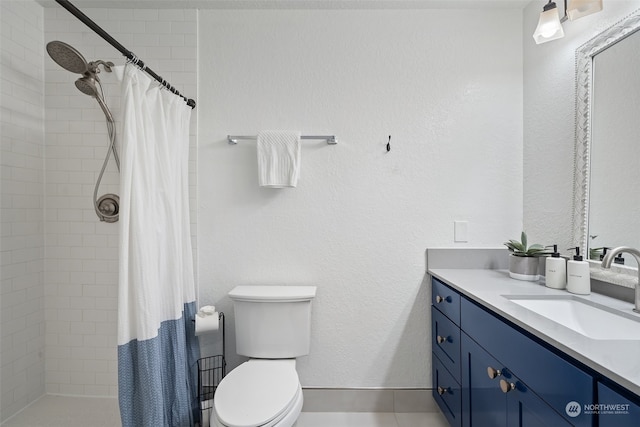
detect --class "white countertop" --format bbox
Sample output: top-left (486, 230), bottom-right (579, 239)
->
top-left (428, 268), bottom-right (640, 397)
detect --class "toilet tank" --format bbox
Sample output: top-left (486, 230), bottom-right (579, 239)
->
top-left (229, 285), bottom-right (317, 359)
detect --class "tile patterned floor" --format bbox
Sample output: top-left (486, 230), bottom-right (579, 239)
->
top-left (1, 395), bottom-right (449, 427)
top-left (297, 412), bottom-right (449, 427)
top-left (1, 395), bottom-right (121, 427)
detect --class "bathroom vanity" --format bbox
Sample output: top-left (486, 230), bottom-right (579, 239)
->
top-left (429, 269), bottom-right (640, 427)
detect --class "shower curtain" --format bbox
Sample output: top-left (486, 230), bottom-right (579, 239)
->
top-left (117, 64), bottom-right (199, 427)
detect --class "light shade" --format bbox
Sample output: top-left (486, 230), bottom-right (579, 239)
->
top-left (567, 0), bottom-right (603, 21)
top-left (533, 2), bottom-right (565, 44)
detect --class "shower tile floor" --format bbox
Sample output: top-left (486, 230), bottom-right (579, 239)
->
top-left (2, 395), bottom-right (449, 427)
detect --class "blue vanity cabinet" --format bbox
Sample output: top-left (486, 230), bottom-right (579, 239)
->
top-left (431, 276), bottom-right (599, 427)
top-left (461, 297), bottom-right (593, 427)
top-left (461, 332), bottom-right (573, 427)
top-left (431, 277), bottom-right (462, 427)
top-left (597, 382), bottom-right (640, 427)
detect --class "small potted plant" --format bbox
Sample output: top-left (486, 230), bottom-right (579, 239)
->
top-left (504, 231), bottom-right (547, 281)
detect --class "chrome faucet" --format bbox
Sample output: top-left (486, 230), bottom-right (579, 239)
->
top-left (601, 246), bottom-right (640, 313)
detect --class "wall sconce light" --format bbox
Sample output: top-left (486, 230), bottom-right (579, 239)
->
top-left (533, 0), bottom-right (603, 45)
top-left (533, 1), bottom-right (565, 44)
top-left (567, 0), bottom-right (603, 21)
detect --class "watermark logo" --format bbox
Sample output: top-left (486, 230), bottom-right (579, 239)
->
top-left (565, 401), bottom-right (582, 417)
top-left (583, 403), bottom-right (630, 415)
top-left (565, 401), bottom-right (630, 416)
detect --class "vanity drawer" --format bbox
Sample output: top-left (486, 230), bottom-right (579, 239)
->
top-left (432, 307), bottom-right (461, 383)
top-left (461, 297), bottom-right (593, 427)
top-left (432, 352), bottom-right (462, 427)
top-left (432, 277), bottom-right (460, 325)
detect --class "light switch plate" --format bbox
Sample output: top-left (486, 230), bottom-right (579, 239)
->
top-left (454, 221), bottom-right (468, 242)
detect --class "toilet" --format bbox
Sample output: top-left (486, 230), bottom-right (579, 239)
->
top-left (211, 285), bottom-right (317, 427)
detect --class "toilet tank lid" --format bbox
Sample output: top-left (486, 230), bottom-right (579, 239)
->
top-left (229, 285), bottom-right (317, 302)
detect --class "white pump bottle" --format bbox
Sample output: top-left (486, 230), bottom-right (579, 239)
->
top-left (567, 247), bottom-right (590, 295)
top-left (545, 244), bottom-right (567, 289)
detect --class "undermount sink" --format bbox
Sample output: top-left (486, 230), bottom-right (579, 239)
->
top-left (503, 295), bottom-right (640, 340)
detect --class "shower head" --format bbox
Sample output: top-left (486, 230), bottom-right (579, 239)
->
top-left (77, 76), bottom-right (115, 123)
top-left (75, 76), bottom-right (99, 97)
top-left (46, 41), bottom-right (89, 74)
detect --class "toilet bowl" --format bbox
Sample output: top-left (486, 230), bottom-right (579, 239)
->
top-left (211, 359), bottom-right (303, 427)
top-left (212, 285), bottom-right (316, 427)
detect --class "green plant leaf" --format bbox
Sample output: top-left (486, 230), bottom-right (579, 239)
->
top-left (504, 240), bottom-right (525, 253)
top-left (504, 231), bottom-right (547, 256)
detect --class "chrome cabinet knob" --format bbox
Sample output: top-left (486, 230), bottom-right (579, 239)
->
top-left (499, 379), bottom-right (516, 393)
top-left (435, 295), bottom-right (444, 303)
top-left (436, 335), bottom-right (448, 344)
top-left (486, 367), bottom-right (502, 379)
top-left (437, 386), bottom-right (449, 395)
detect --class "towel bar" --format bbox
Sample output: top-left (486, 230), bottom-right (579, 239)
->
top-left (227, 135), bottom-right (337, 145)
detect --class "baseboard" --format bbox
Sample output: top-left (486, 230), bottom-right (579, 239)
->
top-left (301, 388), bottom-right (438, 413)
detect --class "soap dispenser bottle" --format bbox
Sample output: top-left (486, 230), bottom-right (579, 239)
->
top-left (567, 247), bottom-right (590, 295)
top-left (545, 245), bottom-right (566, 289)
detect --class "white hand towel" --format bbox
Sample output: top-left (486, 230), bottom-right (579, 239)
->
top-left (257, 131), bottom-right (301, 188)
top-left (197, 305), bottom-right (216, 317)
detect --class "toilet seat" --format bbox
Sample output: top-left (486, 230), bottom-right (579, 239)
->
top-left (213, 359), bottom-right (301, 427)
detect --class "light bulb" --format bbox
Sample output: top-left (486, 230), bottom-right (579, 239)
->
top-left (533, 2), bottom-right (565, 44)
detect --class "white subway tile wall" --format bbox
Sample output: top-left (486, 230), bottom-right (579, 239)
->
top-left (43, 5), bottom-right (197, 398)
top-left (1, 0), bottom-right (46, 422)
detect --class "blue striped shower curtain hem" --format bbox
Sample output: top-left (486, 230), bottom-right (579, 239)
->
top-left (118, 302), bottom-right (199, 427)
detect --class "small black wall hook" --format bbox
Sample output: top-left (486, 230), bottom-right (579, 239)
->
top-left (386, 135), bottom-right (391, 152)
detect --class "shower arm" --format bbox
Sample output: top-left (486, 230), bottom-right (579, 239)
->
top-left (88, 60), bottom-right (113, 73)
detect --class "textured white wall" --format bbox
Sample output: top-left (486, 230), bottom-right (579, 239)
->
top-left (0, 1), bottom-right (46, 421)
top-left (523, 0), bottom-right (640, 255)
top-left (197, 8), bottom-right (523, 387)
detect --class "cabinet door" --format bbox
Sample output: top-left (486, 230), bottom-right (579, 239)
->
top-left (598, 382), bottom-right (640, 427)
top-left (505, 376), bottom-right (573, 427)
top-left (461, 333), bottom-right (507, 427)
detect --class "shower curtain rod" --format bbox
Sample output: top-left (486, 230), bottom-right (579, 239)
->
top-left (54, 0), bottom-right (196, 109)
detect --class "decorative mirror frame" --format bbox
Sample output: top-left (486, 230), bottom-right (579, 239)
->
top-left (573, 8), bottom-right (640, 286)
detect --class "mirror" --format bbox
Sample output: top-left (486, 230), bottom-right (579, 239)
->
top-left (573, 9), bottom-right (640, 282)
top-left (589, 30), bottom-right (640, 268)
